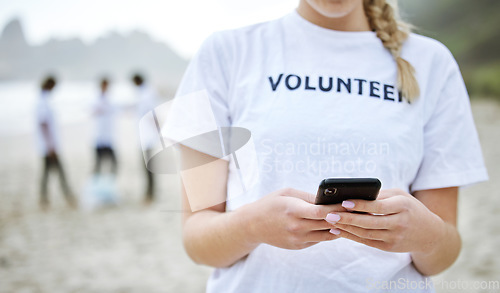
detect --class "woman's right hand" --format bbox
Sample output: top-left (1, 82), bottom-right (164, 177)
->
top-left (242, 188), bottom-right (347, 250)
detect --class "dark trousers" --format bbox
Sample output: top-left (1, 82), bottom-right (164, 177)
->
top-left (94, 146), bottom-right (118, 174)
top-left (40, 153), bottom-right (74, 204)
top-left (144, 149), bottom-right (154, 201)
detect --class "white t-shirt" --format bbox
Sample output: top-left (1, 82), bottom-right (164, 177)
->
top-left (93, 94), bottom-right (115, 147)
top-left (36, 90), bottom-right (60, 156)
top-left (163, 10), bottom-right (488, 293)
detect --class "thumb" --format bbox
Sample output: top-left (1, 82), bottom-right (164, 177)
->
top-left (377, 188), bottom-right (408, 200)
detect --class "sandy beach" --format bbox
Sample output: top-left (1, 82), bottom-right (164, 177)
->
top-left (0, 99), bottom-right (499, 293)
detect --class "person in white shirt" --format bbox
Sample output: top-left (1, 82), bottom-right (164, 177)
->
top-left (36, 76), bottom-right (76, 209)
top-left (93, 78), bottom-right (118, 175)
top-left (132, 73), bottom-right (158, 204)
top-left (163, 0), bottom-right (489, 292)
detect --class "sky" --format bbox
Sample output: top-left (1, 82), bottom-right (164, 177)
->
top-left (0, 0), bottom-right (298, 59)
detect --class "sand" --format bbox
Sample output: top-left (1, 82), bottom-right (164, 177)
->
top-left (431, 99), bottom-right (500, 293)
top-left (0, 99), bottom-right (499, 293)
top-left (0, 115), bottom-right (212, 293)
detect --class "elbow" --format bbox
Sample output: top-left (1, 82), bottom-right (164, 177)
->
top-left (182, 234), bottom-right (227, 268)
top-left (182, 236), bottom-right (239, 268)
top-left (184, 248), bottom-right (204, 266)
top-left (182, 234), bottom-right (203, 265)
top-left (442, 231), bottom-right (462, 273)
top-left (414, 229), bottom-right (462, 277)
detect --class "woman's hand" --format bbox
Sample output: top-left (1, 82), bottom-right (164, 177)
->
top-left (325, 188), bottom-right (447, 254)
top-left (243, 188), bottom-right (347, 250)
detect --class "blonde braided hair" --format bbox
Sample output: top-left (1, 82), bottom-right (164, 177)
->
top-left (364, 0), bottom-right (420, 102)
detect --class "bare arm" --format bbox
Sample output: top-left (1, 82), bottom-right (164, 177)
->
top-left (411, 187), bottom-right (461, 275)
top-left (179, 144), bottom-right (257, 267)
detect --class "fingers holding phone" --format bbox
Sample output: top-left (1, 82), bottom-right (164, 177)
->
top-left (318, 184), bottom-right (442, 254)
top-left (244, 187), bottom-right (347, 250)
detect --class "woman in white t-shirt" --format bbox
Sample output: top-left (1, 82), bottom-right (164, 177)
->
top-left (163, 0), bottom-right (488, 292)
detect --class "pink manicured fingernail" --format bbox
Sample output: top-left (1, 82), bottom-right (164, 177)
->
top-left (342, 201), bottom-right (355, 209)
top-left (329, 228), bottom-right (341, 235)
top-left (325, 213), bottom-right (340, 223)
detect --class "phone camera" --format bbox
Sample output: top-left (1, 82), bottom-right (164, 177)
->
top-left (324, 188), bottom-right (337, 196)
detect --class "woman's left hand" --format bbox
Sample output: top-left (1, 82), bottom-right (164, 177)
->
top-left (325, 188), bottom-right (446, 254)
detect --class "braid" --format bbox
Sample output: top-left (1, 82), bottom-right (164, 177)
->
top-left (364, 0), bottom-right (420, 102)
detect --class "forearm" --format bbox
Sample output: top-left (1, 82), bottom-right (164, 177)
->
top-left (183, 206), bottom-right (258, 268)
top-left (411, 220), bottom-right (461, 276)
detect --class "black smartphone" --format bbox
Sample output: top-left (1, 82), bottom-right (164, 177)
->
top-left (315, 178), bottom-right (381, 205)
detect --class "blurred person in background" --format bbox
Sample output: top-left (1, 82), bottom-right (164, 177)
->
top-left (80, 76), bottom-right (119, 209)
top-left (132, 73), bottom-right (158, 204)
top-left (36, 75), bottom-right (77, 209)
top-left (93, 77), bottom-right (118, 175)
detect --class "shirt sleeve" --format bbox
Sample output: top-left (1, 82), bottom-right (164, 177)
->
top-left (410, 52), bottom-right (489, 192)
top-left (162, 32), bottom-right (232, 160)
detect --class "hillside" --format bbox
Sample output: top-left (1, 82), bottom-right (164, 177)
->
top-left (0, 19), bottom-right (188, 89)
